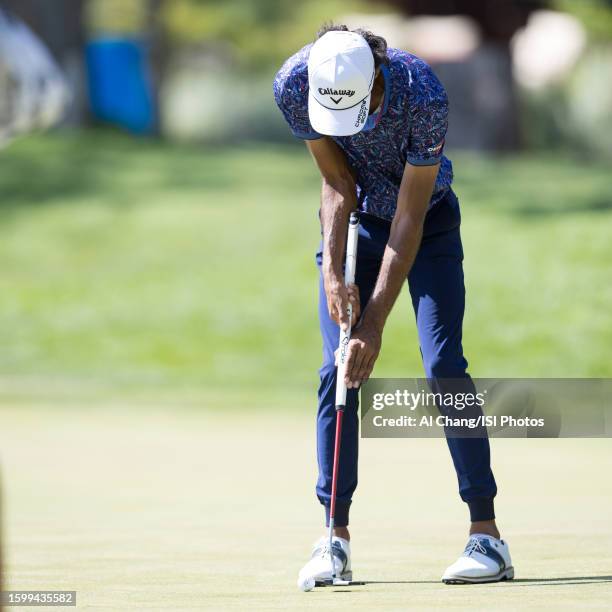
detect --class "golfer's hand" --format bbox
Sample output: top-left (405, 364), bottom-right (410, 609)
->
top-left (344, 323), bottom-right (382, 388)
top-left (326, 281), bottom-right (360, 331)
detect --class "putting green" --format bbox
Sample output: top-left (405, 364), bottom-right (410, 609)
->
top-left (1, 406), bottom-right (611, 610)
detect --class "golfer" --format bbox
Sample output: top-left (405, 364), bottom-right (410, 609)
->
top-left (273, 25), bottom-right (513, 585)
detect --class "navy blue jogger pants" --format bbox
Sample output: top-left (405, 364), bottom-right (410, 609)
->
top-left (315, 190), bottom-right (497, 527)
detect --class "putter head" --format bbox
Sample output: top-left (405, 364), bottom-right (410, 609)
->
top-left (315, 577), bottom-right (363, 587)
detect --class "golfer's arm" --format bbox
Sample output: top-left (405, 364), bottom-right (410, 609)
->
top-left (306, 138), bottom-right (358, 283)
top-left (362, 163), bottom-right (439, 331)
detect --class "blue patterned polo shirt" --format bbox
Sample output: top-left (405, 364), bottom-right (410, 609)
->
top-left (273, 45), bottom-right (453, 221)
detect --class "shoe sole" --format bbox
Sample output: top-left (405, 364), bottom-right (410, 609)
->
top-left (443, 566), bottom-right (514, 585)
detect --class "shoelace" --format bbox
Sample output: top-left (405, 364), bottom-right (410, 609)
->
top-left (464, 537), bottom-right (488, 557)
top-left (318, 544), bottom-right (331, 559)
top-left (314, 542), bottom-right (340, 561)
top-left (316, 543), bottom-right (335, 558)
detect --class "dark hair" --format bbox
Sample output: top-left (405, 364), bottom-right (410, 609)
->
top-left (316, 23), bottom-right (389, 69)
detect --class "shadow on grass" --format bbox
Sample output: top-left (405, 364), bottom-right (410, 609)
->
top-left (0, 130), bottom-right (234, 210)
top-left (510, 575), bottom-right (612, 587)
top-left (0, 131), bottom-right (318, 226)
top-left (514, 198), bottom-right (612, 217)
top-left (355, 575), bottom-right (612, 587)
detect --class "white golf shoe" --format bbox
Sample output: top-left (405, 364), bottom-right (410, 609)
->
top-left (297, 536), bottom-right (352, 587)
top-left (442, 533), bottom-right (514, 584)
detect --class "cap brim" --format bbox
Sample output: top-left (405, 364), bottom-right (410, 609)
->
top-left (308, 90), bottom-right (371, 137)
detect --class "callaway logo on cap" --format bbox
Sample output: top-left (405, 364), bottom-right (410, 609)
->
top-left (308, 31), bottom-right (375, 137)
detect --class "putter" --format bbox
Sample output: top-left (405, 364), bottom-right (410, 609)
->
top-left (327, 211), bottom-right (360, 586)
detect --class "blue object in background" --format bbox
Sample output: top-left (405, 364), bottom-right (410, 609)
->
top-left (86, 38), bottom-right (156, 134)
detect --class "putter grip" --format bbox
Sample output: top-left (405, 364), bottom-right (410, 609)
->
top-left (335, 212), bottom-right (360, 409)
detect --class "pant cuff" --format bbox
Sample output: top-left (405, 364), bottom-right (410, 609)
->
top-left (468, 497), bottom-right (495, 522)
top-left (323, 500), bottom-right (351, 527)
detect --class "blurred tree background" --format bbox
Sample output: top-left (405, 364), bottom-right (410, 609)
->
top-left (2, 0), bottom-right (611, 154)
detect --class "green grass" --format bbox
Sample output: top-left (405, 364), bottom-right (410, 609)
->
top-left (1, 130), bottom-right (611, 403)
top-left (3, 408), bottom-right (612, 609)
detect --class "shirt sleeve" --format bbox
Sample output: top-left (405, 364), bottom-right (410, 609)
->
top-left (406, 63), bottom-right (448, 166)
top-left (273, 62), bottom-right (321, 141)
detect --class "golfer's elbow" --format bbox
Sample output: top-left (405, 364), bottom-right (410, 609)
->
top-left (322, 171), bottom-right (356, 201)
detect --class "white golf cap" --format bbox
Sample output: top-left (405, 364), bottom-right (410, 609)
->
top-left (308, 31), bottom-right (375, 137)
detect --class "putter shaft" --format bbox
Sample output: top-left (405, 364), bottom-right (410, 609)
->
top-left (328, 212), bottom-right (359, 581)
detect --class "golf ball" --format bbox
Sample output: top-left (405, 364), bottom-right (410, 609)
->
top-left (298, 576), bottom-right (315, 592)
